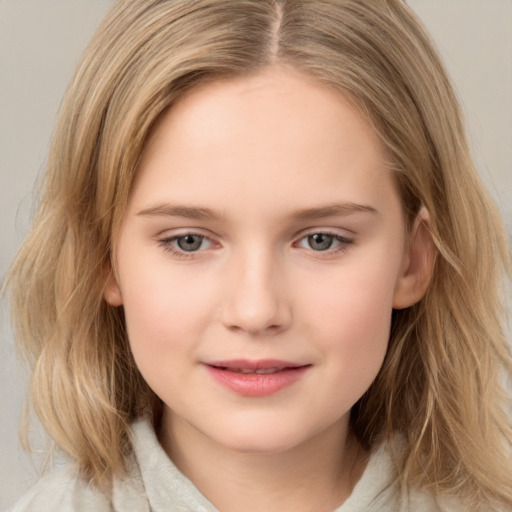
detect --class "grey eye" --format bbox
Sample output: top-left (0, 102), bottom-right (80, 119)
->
top-left (176, 234), bottom-right (205, 251)
top-left (306, 233), bottom-right (334, 251)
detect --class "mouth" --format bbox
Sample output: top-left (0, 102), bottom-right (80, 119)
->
top-left (203, 359), bottom-right (311, 396)
top-left (217, 367), bottom-right (290, 374)
top-left (206, 359), bottom-right (309, 372)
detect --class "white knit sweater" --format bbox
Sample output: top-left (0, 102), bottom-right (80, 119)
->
top-left (8, 418), bottom-right (463, 512)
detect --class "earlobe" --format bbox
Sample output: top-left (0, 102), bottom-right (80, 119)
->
top-left (103, 268), bottom-right (124, 306)
top-left (393, 207), bottom-right (435, 310)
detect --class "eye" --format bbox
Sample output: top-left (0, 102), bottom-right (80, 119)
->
top-left (305, 233), bottom-right (335, 251)
top-left (296, 232), bottom-right (353, 252)
top-left (175, 234), bottom-right (207, 252)
top-left (159, 233), bottom-right (214, 254)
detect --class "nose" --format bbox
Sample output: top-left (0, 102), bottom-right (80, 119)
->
top-left (220, 249), bottom-right (292, 336)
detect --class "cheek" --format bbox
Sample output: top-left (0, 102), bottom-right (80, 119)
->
top-left (325, 284), bottom-right (392, 374)
top-left (118, 259), bottom-right (215, 370)
top-left (302, 256), bottom-right (398, 338)
top-left (298, 251), bottom-right (400, 382)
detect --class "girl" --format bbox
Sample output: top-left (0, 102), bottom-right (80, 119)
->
top-left (5, 1), bottom-right (511, 511)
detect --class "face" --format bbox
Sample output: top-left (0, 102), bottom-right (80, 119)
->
top-left (105, 65), bottom-right (427, 456)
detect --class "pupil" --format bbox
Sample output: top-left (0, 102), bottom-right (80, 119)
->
top-left (177, 235), bottom-right (202, 251)
top-left (309, 234), bottom-right (333, 251)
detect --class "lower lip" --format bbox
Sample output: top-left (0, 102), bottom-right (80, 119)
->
top-left (204, 365), bottom-right (310, 397)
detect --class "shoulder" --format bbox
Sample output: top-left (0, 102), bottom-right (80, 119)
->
top-left (7, 457), bottom-right (151, 512)
top-left (337, 440), bottom-right (465, 512)
top-left (7, 464), bottom-right (110, 512)
top-left (407, 488), bottom-right (465, 512)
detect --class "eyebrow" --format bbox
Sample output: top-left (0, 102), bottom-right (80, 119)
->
top-left (290, 203), bottom-right (378, 221)
top-left (136, 201), bottom-right (378, 221)
top-left (137, 204), bottom-right (222, 220)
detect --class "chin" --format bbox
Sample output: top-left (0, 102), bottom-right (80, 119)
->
top-left (216, 432), bottom-right (305, 455)
top-left (202, 415), bottom-right (321, 455)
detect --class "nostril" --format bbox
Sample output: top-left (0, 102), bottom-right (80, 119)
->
top-left (224, 321), bottom-right (286, 336)
top-left (219, 270), bottom-right (292, 334)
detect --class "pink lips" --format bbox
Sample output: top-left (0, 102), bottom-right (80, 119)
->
top-left (204, 359), bottom-right (310, 397)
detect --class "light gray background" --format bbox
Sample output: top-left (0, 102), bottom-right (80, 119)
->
top-left (1, 0), bottom-right (511, 508)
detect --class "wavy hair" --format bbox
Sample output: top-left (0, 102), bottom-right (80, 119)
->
top-left (6, 0), bottom-right (511, 509)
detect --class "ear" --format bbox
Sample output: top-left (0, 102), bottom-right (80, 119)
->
top-left (393, 207), bottom-right (435, 309)
top-left (103, 265), bottom-right (124, 307)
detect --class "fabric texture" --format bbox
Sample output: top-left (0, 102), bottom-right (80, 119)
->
top-left (7, 417), bottom-right (457, 512)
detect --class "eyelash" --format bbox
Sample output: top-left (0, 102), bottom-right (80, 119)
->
top-left (158, 230), bottom-right (354, 259)
top-left (294, 231), bottom-right (354, 255)
top-left (158, 233), bottom-right (216, 259)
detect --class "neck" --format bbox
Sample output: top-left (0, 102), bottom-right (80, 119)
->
top-left (158, 409), bottom-right (368, 512)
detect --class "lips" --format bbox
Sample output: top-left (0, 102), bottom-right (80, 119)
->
top-left (203, 359), bottom-right (310, 396)
top-left (223, 367), bottom-right (286, 374)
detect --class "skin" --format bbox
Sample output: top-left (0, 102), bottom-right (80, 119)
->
top-left (105, 64), bottom-right (433, 512)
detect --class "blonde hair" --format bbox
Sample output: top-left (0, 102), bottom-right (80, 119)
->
top-left (6, 0), bottom-right (511, 509)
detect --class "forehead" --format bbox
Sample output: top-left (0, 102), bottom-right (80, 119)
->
top-left (129, 65), bottom-right (398, 219)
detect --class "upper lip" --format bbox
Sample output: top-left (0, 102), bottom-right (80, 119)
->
top-left (204, 359), bottom-right (308, 371)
